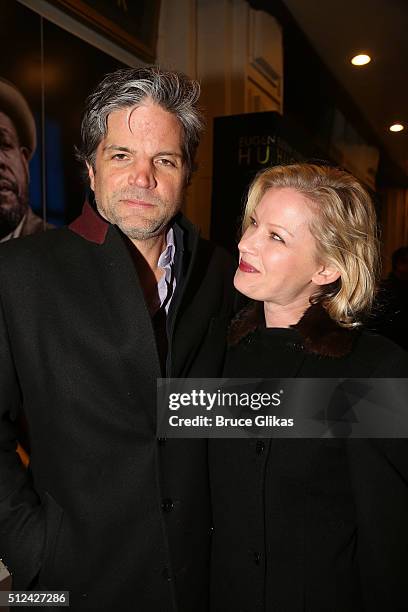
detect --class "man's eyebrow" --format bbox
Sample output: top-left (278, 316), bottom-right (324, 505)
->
top-left (155, 151), bottom-right (183, 158)
top-left (0, 127), bottom-right (13, 137)
top-left (102, 144), bottom-right (183, 158)
top-left (103, 145), bottom-right (133, 153)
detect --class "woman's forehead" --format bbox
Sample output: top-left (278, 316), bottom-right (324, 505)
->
top-left (255, 187), bottom-right (316, 230)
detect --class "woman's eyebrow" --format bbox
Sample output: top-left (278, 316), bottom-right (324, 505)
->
top-left (265, 222), bottom-right (294, 237)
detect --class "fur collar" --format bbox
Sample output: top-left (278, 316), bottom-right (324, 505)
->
top-left (229, 301), bottom-right (358, 358)
top-left (292, 302), bottom-right (358, 358)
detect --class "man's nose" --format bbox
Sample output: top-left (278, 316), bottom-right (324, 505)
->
top-left (128, 160), bottom-right (156, 189)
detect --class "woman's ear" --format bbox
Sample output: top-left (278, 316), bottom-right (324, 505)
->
top-left (312, 264), bottom-right (341, 286)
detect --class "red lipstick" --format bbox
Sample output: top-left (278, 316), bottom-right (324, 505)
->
top-left (239, 259), bottom-right (259, 273)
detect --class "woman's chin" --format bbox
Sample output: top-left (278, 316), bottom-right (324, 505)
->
top-left (233, 274), bottom-right (257, 300)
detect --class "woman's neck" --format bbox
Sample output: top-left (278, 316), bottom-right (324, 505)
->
top-left (263, 299), bottom-right (310, 328)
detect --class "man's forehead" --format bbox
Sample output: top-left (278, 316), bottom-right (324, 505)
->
top-left (0, 111), bottom-right (18, 138)
top-left (98, 104), bottom-right (184, 156)
top-left (105, 103), bottom-right (182, 134)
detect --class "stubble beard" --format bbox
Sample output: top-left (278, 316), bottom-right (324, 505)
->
top-left (0, 181), bottom-right (29, 239)
top-left (95, 189), bottom-right (184, 241)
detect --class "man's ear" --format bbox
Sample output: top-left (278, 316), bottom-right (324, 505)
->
top-left (19, 147), bottom-right (30, 178)
top-left (86, 162), bottom-right (95, 192)
top-left (312, 264), bottom-right (341, 286)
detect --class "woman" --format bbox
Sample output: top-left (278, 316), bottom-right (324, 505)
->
top-left (210, 164), bottom-right (408, 612)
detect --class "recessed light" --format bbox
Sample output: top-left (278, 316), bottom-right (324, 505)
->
top-left (389, 124), bottom-right (404, 132)
top-left (351, 54), bottom-right (371, 66)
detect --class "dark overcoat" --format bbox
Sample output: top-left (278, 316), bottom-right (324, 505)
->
top-left (0, 202), bottom-right (235, 611)
top-left (210, 304), bottom-right (408, 612)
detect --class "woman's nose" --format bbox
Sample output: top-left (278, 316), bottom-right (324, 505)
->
top-left (239, 231), bottom-right (259, 255)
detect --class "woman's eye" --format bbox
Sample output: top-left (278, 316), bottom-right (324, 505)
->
top-left (270, 232), bottom-right (284, 243)
top-left (249, 216), bottom-right (257, 226)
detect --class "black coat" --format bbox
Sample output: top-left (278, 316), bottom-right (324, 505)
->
top-left (210, 305), bottom-right (408, 612)
top-left (0, 203), bottom-right (235, 611)
top-left (369, 274), bottom-right (408, 351)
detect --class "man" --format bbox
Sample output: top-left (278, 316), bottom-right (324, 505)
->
top-left (0, 67), bottom-right (234, 611)
top-left (0, 78), bottom-right (49, 241)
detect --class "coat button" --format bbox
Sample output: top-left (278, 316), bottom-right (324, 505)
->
top-left (161, 498), bottom-right (174, 513)
top-left (157, 437), bottom-right (167, 446)
top-left (162, 567), bottom-right (172, 581)
top-left (254, 551), bottom-right (262, 565)
top-left (256, 440), bottom-right (265, 454)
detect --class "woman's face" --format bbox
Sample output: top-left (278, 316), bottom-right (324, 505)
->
top-left (234, 187), bottom-right (326, 310)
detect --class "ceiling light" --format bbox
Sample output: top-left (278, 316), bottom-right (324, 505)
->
top-left (351, 54), bottom-right (371, 66)
top-left (389, 124), bottom-right (404, 132)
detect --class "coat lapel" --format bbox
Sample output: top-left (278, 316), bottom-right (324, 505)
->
top-left (86, 225), bottom-right (162, 429)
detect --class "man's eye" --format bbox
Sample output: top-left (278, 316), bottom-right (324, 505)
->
top-left (112, 153), bottom-right (128, 161)
top-left (156, 158), bottom-right (175, 167)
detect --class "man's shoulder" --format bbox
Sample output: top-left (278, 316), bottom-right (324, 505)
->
top-left (353, 329), bottom-right (408, 376)
top-left (175, 213), bottom-right (236, 270)
top-left (188, 234), bottom-right (237, 290)
top-left (0, 225), bottom-right (91, 271)
top-left (1, 224), bottom-right (75, 249)
top-left (197, 235), bottom-right (236, 265)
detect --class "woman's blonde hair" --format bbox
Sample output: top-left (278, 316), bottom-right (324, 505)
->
top-left (241, 163), bottom-right (380, 328)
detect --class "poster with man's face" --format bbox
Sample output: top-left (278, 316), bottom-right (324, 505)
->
top-left (0, 0), bottom-right (127, 231)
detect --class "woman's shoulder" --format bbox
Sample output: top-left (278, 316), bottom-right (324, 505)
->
top-left (352, 330), bottom-right (408, 376)
top-left (226, 302), bottom-right (408, 377)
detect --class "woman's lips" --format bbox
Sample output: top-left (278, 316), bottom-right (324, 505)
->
top-left (239, 259), bottom-right (259, 273)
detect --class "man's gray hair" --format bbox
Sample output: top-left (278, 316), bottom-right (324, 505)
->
top-left (77, 66), bottom-right (205, 184)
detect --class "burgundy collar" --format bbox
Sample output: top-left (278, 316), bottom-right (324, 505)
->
top-left (69, 200), bottom-right (110, 244)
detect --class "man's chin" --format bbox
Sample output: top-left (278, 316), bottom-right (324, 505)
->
top-left (119, 223), bottom-right (168, 241)
top-left (116, 215), bottom-right (171, 241)
top-left (0, 200), bottom-right (27, 237)
top-left (0, 192), bottom-right (19, 209)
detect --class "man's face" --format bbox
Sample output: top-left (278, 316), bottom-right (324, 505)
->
top-left (88, 101), bottom-right (187, 241)
top-left (0, 111), bottom-right (29, 237)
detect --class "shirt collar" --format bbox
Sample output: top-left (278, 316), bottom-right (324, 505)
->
top-left (1, 217), bottom-right (23, 243)
top-left (157, 227), bottom-right (175, 270)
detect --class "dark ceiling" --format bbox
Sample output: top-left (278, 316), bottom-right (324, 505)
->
top-left (281, 0), bottom-right (408, 179)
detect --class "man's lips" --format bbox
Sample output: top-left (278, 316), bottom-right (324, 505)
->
top-left (239, 259), bottom-right (260, 273)
top-left (0, 178), bottom-right (16, 193)
top-left (120, 198), bottom-right (155, 208)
